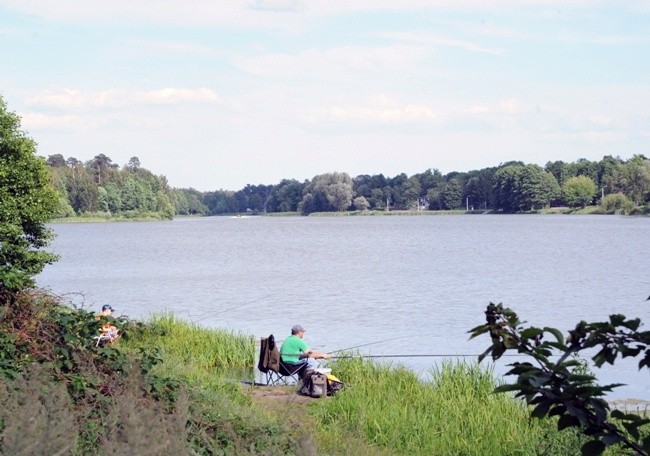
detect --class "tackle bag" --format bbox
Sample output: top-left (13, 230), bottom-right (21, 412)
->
top-left (326, 374), bottom-right (344, 395)
top-left (300, 371), bottom-right (345, 397)
top-left (300, 372), bottom-right (328, 398)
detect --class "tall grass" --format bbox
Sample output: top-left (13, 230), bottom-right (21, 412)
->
top-left (312, 358), bottom-right (577, 455)
top-left (117, 313), bottom-right (308, 454)
top-left (125, 313), bottom-right (255, 379)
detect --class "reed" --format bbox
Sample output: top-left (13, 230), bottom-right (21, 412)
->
top-left (127, 313), bottom-right (255, 373)
top-left (312, 358), bottom-right (575, 455)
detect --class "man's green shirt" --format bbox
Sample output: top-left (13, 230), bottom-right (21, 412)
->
top-left (280, 335), bottom-right (308, 363)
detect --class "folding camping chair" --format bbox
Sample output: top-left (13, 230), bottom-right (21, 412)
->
top-left (93, 334), bottom-right (112, 347)
top-left (258, 334), bottom-right (303, 385)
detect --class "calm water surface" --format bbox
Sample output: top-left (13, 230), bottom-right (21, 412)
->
top-left (37, 215), bottom-right (650, 400)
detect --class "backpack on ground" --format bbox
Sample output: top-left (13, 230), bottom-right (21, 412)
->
top-left (300, 372), bottom-right (328, 398)
top-left (326, 374), bottom-right (344, 396)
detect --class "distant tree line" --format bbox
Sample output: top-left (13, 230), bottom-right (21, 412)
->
top-left (47, 154), bottom-right (650, 218)
top-left (175, 155), bottom-right (650, 215)
top-left (47, 154), bottom-right (175, 219)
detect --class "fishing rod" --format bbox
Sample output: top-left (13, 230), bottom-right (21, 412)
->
top-left (330, 353), bottom-right (528, 359)
top-left (327, 332), bottom-right (441, 355)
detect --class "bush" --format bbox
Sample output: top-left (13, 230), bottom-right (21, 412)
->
top-left (601, 193), bottom-right (635, 214)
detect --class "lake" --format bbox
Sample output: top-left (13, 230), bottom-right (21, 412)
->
top-left (37, 214), bottom-right (650, 401)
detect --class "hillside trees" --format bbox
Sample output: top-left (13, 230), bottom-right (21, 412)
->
top-left (0, 96), bottom-right (59, 299)
top-left (47, 154), bottom-right (175, 219)
top-left (46, 149), bottom-right (649, 216)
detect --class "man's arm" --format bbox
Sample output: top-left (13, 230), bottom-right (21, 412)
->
top-left (304, 350), bottom-right (331, 360)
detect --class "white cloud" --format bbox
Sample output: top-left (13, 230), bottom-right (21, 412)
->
top-left (0, 0), bottom-right (604, 29)
top-left (328, 104), bottom-right (437, 124)
top-left (27, 88), bottom-right (221, 111)
top-left (233, 45), bottom-right (427, 81)
top-left (21, 112), bottom-right (94, 131)
top-left (382, 31), bottom-right (505, 55)
top-left (463, 98), bottom-right (526, 117)
top-left (250, 0), bottom-right (303, 12)
top-left (119, 39), bottom-right (220, 58)
top-left (307, 94), bottom-right (438, 126)
top-left (137, 88), bottom-right (220, 105)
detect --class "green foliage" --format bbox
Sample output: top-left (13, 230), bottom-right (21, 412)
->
top-left (300, 172), bottom-right (354, 213)
top-left (46, 153), bottom-right (175, 219)
top-left (606, 156), bottom-right (650, 205)
top-left (353, 195), bottom-right (370, 210)
top-left (494, 164), bottom-right (561, 212)
top-left (563, 175), bottom-right (597, 207)
top-left (601, 193), bottom-right (635, 214)
top-left (0, 96), bottom-right (59, 299)
top-left (442, 178), bottom-right (462, 209)
top-left (264, 178), bottom-right (303, 212)
top-left (0, 289), bottom-right (302, 455)
top-left (469, 303), bottom-right (650, 455)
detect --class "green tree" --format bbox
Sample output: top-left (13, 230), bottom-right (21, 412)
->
top-left (519, 164), bottom-right (560, 210)
top-left (493, 165), bottom-right (523, 212)
top-left (442, 179), bottom-right (462, 209)
top-left (568, 158), bottom-right (599, 184)
top-left (0, 96), bottom-right (58, 299)
top-left (353, 196), bottom-right (370, 211)
top-left (597, 155), bottom-right (624, 194)
top-left (600, 193), bottom-right (635, 214)
top-left (609, 156), bottom-right (650, 205)
top-left (266, 179), bottom-right (303, 212)
top-left (67, 171), bottom-right (99, 213)
top-left (87, 154), bottom-right (118, 185)
top-left (493, 164), bottom-right (560, 212)
top-left (401, 176), bottom-right (422, 208)
top-left (301, 172), bottom-right (353, 213)
top-left (563, 175), bottom-right (597, 208)
top-left (125, 156), bottom-right (141, 171)
top-left (470, 303), bottom-right (650, 456)
top-left (102, 182), bottom-right (123, 213)
top-left (545, 160), bottom-right (572, 187)
top-left (465, 168), bottom-right (495, 210)
top-left (46, 154), bottom-right (66, 168)
top-left (368, 188), bottom-right (386, 210)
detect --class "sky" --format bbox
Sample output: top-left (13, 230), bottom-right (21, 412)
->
top-left (1, 1), bottom-right (649, 191)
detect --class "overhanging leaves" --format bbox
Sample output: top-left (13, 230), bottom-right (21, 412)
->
top-left (470, 302), bottom-right (650, 456)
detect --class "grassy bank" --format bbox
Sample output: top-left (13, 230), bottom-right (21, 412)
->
top-left (0, 292), bottom-right (301, 455)
top-left (308, 357), bottom-right (588, 455)
top-left (1, 291), bottom-right (646, 454)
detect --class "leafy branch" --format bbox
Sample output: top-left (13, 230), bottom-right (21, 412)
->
top-left (469, 302), bottom-right (650, 456)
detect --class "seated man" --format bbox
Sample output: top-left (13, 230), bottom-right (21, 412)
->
top-left (279, 324), bottom-right (330, 379)
top-left (96, 304), bottom-right (120, 344)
